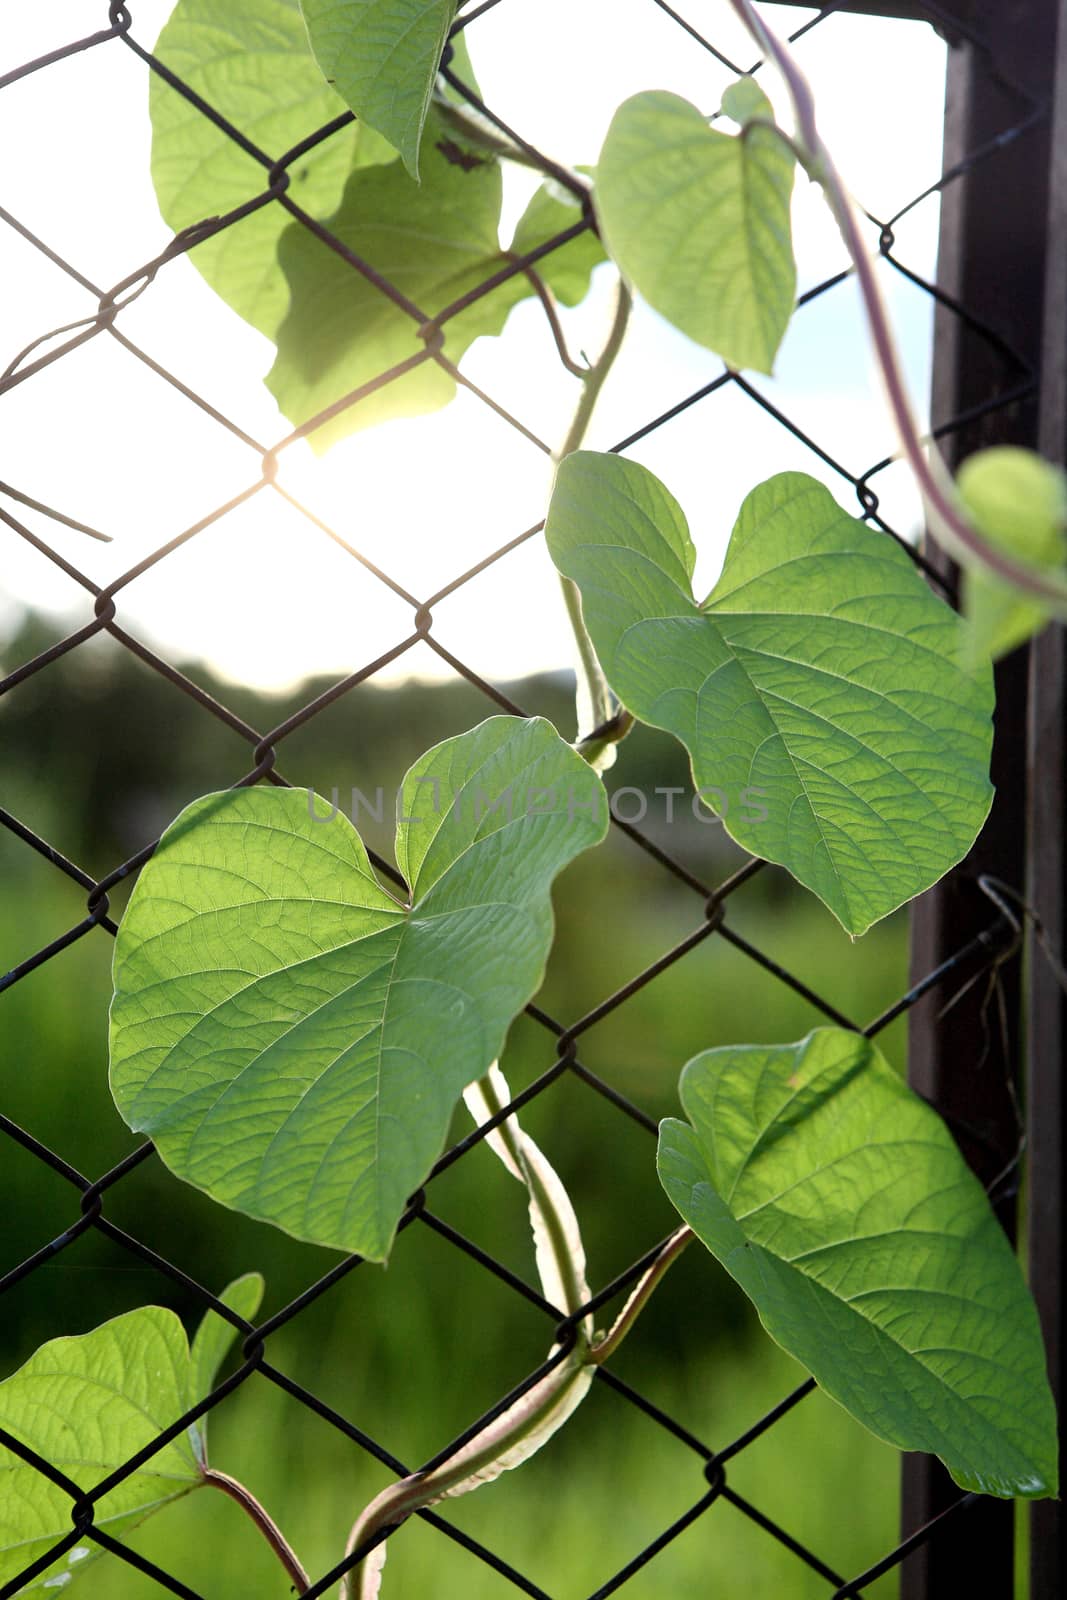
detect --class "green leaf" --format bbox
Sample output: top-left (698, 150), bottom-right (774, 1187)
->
top-left (0, 1309), bottom-right (202, 1592)
top-left (958, 447), bottom-right (1067, 560)
top-left (958, 447), bottom-right (1067, 663)
top-left (0, 1278), bottom-right (264, 1591)
top-left (268, 128), bottom-right (601, 450)
top-left (546, 454), bottom-right (994, 934)
top-left (298, 0), bottom-right (458, 179)
top-left (188, 1274), bottom-right (265, 1466)
top-left (719, 76), bottom-right (774, 129)
top-left (267, 118), bottom-right (502, 447)
top-left (150, 0), bottom-right (391, 341)
top-left (509, 174), bottom-right (605, 308)
top-left (595, 90), bottom-right (795, 373)
top-left (110, 718), bottom-right (607, 1262)
top-left (658, 1030), bottom-right (1058, 1498)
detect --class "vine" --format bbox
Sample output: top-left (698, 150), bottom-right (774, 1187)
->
top-left (2, 1), bottom-right (1063, 1594)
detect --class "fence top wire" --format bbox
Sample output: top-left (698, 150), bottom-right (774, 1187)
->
top-left (0, 0), bottom-right (1048, 1596)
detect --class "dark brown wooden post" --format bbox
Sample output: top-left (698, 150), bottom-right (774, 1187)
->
top-left (902, 2), bottom-right (1065, 1596)
top-left (734, 3), bottom-right (1062, 1591)
top-left (1027, 4), bottom-right (1067, 1592)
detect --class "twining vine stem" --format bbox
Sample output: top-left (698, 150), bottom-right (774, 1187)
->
top-left (338, 1218), bottom-right (695, 1599)
top-left (435, 93), bottom-right (579, 186)
top-left (334, 1068), bottom-right (692, 1597)
top-left (471, 1067), bottom-right (592, 1328)
top-left (726, 0), bottom-right (1067, 608)
top-left (338, 1349), bottom-right (585, 1599)
top-left (436, 75), bottom-right (635, 758)
top-left (554, 276), bottom-right (634, 761)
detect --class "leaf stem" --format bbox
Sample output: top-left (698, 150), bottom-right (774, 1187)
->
top-left (554, 277), bottom-right (634, 758)
top-left (559, 566), bottom-right (615, 753)
top-left (433, 94), bottom-right (589, 190)
top-left (202, 1467), bottom-right (309, 1595)
top-left (555, 277), bottom-right (632, 463)
top-left (440, 84), bottom-right (634, 749)
top-left (591, 1226), bottom-right (693, 1365)
top-left (726, 0), bottom-right (1067, 610)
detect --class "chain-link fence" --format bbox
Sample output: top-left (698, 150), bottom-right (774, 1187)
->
top-left (1, 1), bottom-right (1063, 1596)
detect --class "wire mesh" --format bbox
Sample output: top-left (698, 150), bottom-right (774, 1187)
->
top-left (0, 1), bottom-right (1051, 1596)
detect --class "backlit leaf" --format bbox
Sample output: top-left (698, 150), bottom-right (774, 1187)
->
top-left (110, 718), bottom-right (607, 1261)
top-left (658, 1030), bottom-right (1058, 1498)
top-left (958, 446), bottom-right (1067, 663)
top-left (546, 453), bottom-right (994, 933)
top-left (719, 76), bottom-right (774, 129)
top-left (509, 175), bottom-right (605, 309)
top-left (0, 1274), bottom-right (266, 1593)
top-left (150, 0), bottom-right (390, 340)
top-left (267, 117), bottom-right (501, 447)
top-left (0, 1310), bottom-right (200, 1591)
top-left (268, 129), bottom-right (603, 449)
top-left (299, 0), bottom-right (458, 178)
top-left (595, 90), bottom-right (795, 373)
top-left (188, 1274), bottom-right (265, 1465)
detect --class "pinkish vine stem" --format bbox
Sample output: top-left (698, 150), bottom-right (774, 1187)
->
top-left (727, 0), bottom-right (1067, 608)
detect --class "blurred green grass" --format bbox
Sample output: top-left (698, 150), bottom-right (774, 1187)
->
top-left (0, 622), bottom-right (907, 1596)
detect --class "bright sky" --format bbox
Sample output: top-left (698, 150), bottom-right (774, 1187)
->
top-left (0, 2), bottom-right (947, 693)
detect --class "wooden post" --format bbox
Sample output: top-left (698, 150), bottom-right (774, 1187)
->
top-left (903, 2), bottom-right (1065, 1596)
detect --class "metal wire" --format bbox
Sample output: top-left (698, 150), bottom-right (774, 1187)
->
top-left (0, 1), bottom-right (1050, 1596)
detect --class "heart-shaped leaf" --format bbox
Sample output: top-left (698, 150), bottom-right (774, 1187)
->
top-left (298, 0), bottom-right (458, 179)
top-left (150, 0), bottom-right (391, 340)
top-left (188, 1273), bottom-right (264, 1466)
top-left (110, 718), bottom-right (607, 1261)
top-left (269, 130), bottom-right (603, 449)
top-left (0, 1279), bottom-right (259, 1592)
top-left (509, 174), bottom-right (606, 309)
top-left (546, 453), bottom-right (994, 934)
top-left (719, 76), bottom-right (775, 130)
top-left (595, 89), bottom-right (796, 373)
top-left (658, 1030), bottom-right (1058, 1499)
top-left (958, 446), bottom-right (1067, 663)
